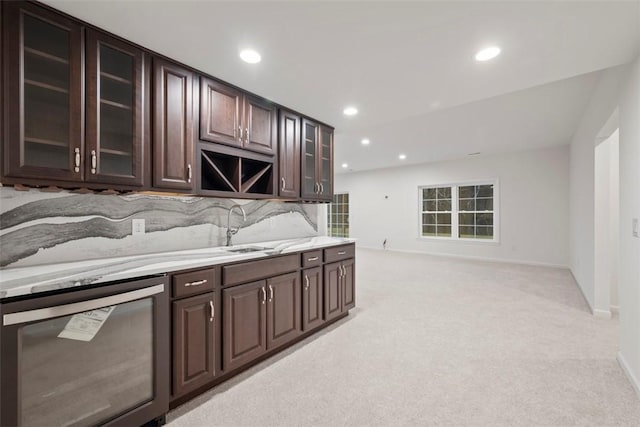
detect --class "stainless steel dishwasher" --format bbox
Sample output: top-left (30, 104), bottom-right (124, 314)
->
top-left (0, 275), bottom-right (170, 427)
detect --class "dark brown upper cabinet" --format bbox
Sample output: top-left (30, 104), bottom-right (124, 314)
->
top-left (199, 77), bottom-right (276, 156)
top-left (3, 1), bottom-right (84, 181)
top-left (153, 58), bottom-right (194, 191)
top-left (301, 118), bottom-right (334, 201)
top-left (278, 109), bottom-right (301, 198)
top-left (86, 29), bottom-right (145, 187)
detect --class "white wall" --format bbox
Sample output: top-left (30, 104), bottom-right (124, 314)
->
top-left (335, 145), bottom-right (569, 267)
top-left (569, 65), bottom-right (629, 310)
top-left (618, 55), bottom-right (640, 394)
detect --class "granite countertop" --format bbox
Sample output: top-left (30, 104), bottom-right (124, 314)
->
top-left (0, 237), bottom-right (355, 299)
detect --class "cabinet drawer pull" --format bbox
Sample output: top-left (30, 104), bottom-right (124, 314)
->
top-left (305, 275), bottom-right (309, 290)
top-left (268, 285), bottom-right (274, 302)
top-left (209, 300), bottom-right (214, 322)
top-left (184, 279), bottom-right (207, 287)
top-left (261, 286), bottom-right (266, 304)
top-left (74, 148), bottom-right (80, 173)
top-left (90, 150), bottom-right (97, 174)
top-left (337, 251), bottom-right (346, 255)
top-left (281, 177), bottom-right (286, 191)
top-left (307, 256), bottom-right (319, 261)
top-left (187, 164), bottom-right (192, 183)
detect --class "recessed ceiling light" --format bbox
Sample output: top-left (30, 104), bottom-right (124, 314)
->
top-left (398, 154), bottom-right (407, 160)
top-left (342, 163), bottom-right (349, 168)
top-left (343, 106), bottom-right (358, 116)
top-left (239, 49), bottom-right (261, 64)
top-left (475, 46), bottom-right (501, 62)
top-left (361, 138), bottom-right (370, 145)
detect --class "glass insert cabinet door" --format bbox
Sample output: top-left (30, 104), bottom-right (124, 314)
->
top-left (0, 277), bottom-right (169, 427)
top-left (4, 2), bottom-right (83, 181)
top-left (301, 119), bottom-right (319, 198)
top-left (318, 126), bottom-right (333, 200)
top-left (86, 29), bottom-right (145, 186)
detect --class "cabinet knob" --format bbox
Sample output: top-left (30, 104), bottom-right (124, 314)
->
top-left (74, 148), bottom-right (81, 173)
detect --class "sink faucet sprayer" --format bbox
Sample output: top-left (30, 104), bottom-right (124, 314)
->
top-left (226, 204), bottom-right (247, 246)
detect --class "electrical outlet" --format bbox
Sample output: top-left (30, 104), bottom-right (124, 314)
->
top-left (132, 218), bottom-right (145, 235)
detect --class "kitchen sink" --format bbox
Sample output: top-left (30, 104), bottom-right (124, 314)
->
top-left (224, 246), bottom-right (269, 253)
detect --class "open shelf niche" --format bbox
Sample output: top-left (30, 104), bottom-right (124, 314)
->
top-left (200, 146), bottom-right (275, 197)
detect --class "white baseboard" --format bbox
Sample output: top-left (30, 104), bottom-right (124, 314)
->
top-left (617, 351), bottom-right (640, 397)
top-left (593, 309), bottom-right (612, 319)
top-left (356, 246), bottom-right (569, 269)
top-left (610, 305), bottom-right (620, 315)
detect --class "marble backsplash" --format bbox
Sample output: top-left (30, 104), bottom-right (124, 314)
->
top-left (0, 187), bottom-right (319, 268)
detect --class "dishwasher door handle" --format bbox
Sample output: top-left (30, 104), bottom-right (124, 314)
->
top-left (3, 284), bottom-right (165, 326)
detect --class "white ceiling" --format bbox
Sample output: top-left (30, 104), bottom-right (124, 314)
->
top-left (44, 0), bottom-right (640, 173)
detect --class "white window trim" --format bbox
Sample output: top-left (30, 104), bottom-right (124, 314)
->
top-left (417, 179), bottom-right (500, 243)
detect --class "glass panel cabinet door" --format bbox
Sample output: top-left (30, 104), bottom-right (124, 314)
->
top-left (318, 126), bottom-right (333, 200)
top-left (301, 119), bottom-right (319, 199)
top-left (86, 29), bottom-right (145, 186)
top-left (4, 2), bottom-right (83, 181)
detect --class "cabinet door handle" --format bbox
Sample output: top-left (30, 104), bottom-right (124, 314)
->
top-left (187, 164), bottom-right (192, 183)
top-left (268, 285), bottom-right (274, 302)
top-left (281, 177), bottom-right (286, 191)
top-left (314, 182), bottom-right (320, 194)
top-left (239, 126), bottom-right (243, 142)
top-left (261, 286), bottom-right (266, 304)
top-left (90, 150), bottom-right (97, 174)
top-left (74, 148), bottom-right (81, 173)
top-left (320, 183), bottom-right (324, 194)
top-left (184, 279), bottom-right (207, 287)
top-left (305, 275), bottom-right (309, 290)
top-left (338, 266), bottom-right (342, 278)
top-left (245, 127), bottom-right (249, 144)
top-left (307, 256), bottom-right (319, 262)
top-left (337, 251), bottom-right (346, 255)
top-left (342, 265), bottom-right (346, 277)
top-left (209, 300), bottom-right (214, 322)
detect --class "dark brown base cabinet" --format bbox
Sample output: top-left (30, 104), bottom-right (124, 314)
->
top-left (222, 272), bottom-right (301, 373)
top-left (172, 293), bottom-right (216, 397)
top-left (302, 266), bottom-right (324, 331)
top-left (171, 268), bottom-right (217, 400)
top-left (222, 280), bottom-right (267, 372)
top-left (324, 257), bottom-right (355, 321)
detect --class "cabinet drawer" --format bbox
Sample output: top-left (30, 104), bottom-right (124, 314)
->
top-left (301, 250), bottom-right (323, 268)
top-left (172, 268), bottom-right (215, 299)
top-left (324, 244), bottom-right (355, 263)
top-left (223, 254), bottom-right (299, 286)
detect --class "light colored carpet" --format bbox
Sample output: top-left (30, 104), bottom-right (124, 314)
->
top-left (167, 248), bottom-right (640, 426)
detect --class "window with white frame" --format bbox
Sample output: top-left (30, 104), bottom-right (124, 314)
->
top-left (420, 182), bottom-right (496, 241)
top-left (328, 193), bottom-right (349, 237)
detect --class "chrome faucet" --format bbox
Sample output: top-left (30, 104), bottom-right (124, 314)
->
top-left (226, 204), bottom-right (247, 246)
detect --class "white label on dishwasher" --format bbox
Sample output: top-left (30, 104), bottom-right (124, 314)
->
top-left (58, 306), bottom-right (115, 342)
